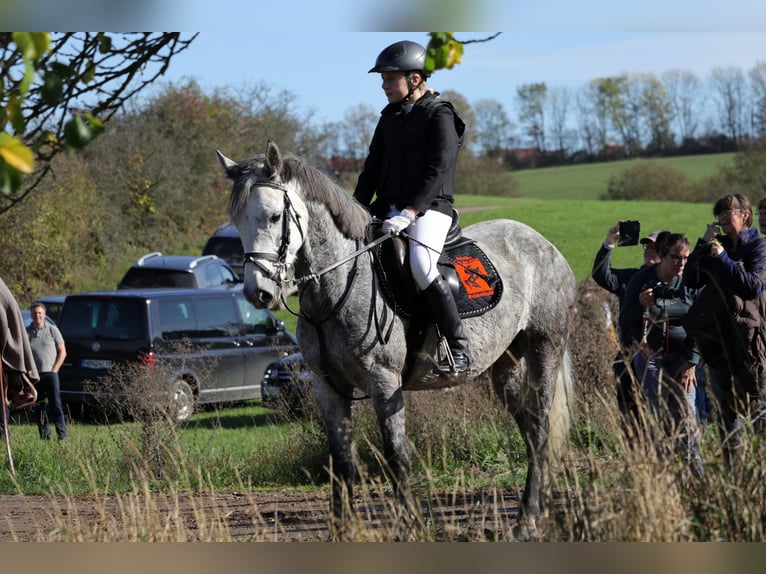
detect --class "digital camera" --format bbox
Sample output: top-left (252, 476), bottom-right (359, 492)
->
top-left (653, 283), bottom-right (680, 300)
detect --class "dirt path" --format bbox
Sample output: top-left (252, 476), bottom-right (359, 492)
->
top-left (0, 488), bottom-right (522, 541)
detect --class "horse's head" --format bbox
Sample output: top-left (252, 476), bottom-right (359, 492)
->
top-left (217, 140), bottom-right (308, 309)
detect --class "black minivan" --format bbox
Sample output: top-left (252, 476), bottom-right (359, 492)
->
top-left (57, 288), bottom-right (298, 420)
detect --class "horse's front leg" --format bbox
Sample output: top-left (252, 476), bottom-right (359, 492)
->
top-left (314, 379), bottom-right (354, 532)
top-left (371, 372), bottom-right (412, 509)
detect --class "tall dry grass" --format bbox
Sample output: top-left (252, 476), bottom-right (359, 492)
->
top-left (8, 277), bottom-right (766, 540)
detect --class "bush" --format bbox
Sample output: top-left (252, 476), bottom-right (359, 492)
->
top-left (455, 154), bottom-right (520, 197)
top-left (601, 162), bottom-right (690, 201)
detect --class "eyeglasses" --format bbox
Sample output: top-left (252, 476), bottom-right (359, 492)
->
top-left (668, 253), bottom-right (689, 263)
top-left (716, 208), bottom-right (743, 220)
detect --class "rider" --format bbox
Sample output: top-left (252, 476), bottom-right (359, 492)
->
top-left (353, 40), bottom-right (473, 375)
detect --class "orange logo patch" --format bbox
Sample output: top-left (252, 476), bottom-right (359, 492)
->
top-left (454, 255), bottom-right (495, 300)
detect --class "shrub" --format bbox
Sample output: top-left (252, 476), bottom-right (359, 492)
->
top-left (601, 162), bottom-right (690, 201)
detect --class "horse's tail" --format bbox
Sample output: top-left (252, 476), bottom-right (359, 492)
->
top-left (548, 345), bottom-right (574, 459)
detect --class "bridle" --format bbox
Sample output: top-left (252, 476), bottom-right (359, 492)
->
top-left (241, 178), bottom-right (305, 287)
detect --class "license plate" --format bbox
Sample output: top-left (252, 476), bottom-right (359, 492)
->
top-left (81, 359), bottom-right (113, 369)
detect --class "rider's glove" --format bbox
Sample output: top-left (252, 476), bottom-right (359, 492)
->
top-left (382, 213), bottom-right (415, 236)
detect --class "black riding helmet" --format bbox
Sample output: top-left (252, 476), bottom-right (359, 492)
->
top-left (368, 40), bottom-right (428, 78)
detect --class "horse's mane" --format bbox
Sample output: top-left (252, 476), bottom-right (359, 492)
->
top-left (229, 152), bottom-right (370, 241)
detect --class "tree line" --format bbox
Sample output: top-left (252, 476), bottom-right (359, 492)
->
top-left (324, 63), bottom-right (766, 169)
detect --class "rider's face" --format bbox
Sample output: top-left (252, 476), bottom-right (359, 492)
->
top-left (380, 72), bottom-right (410, 104)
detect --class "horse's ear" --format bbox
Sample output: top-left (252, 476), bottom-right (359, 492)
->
top-left (216, 150), bottom-right (239, 180)
top-left (265, 140), bottom-right (282, 181)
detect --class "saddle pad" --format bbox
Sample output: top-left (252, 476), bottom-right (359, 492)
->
top-left (373, 239), bottom-right (503, 319)
top-left (449, 242), bottom-right (504, 318)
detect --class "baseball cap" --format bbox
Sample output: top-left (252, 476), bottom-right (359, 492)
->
top-left (640, 230), bottom-right (662, 245)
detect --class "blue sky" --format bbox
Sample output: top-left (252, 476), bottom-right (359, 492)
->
top-left (156, 30), bottom-right (766, 125)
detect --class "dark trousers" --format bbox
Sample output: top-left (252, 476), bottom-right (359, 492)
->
top-left (34, 371), bottom-right (67, 440)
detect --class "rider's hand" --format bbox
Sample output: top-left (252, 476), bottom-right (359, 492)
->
top-left (382, 214), bottom-right (414, 236)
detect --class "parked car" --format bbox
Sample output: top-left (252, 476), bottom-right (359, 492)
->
top-left (117, 252), bottom-right (238, 290)
top-left (202, 223), bottom-right (244, 280)
top-left (57, 288), bottom-right (298, 420)
top-left (32, 295), bottom-right (67, 323)
top-left (261, 352), bottom-right (314, 414)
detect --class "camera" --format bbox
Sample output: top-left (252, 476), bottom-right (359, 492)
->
top-left (652, 283), bottom-right (680, 300)
top-left (618, 220), bottom-right (640, 246)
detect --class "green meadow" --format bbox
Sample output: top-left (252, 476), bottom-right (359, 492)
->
top-left (508, 153), bottom-right (735, 200)
top-left (456, 198), bottom-right (713, 281)
top-left (454, 152), bottom-right (736, 281)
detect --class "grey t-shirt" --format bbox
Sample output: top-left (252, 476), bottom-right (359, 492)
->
top-left (26, 323), bottom-right (64, 373)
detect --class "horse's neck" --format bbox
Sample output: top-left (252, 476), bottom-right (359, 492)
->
top-left (296, 205), bottom-right (370, 316)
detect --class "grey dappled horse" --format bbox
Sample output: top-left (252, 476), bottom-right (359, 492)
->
top-left (218, 140), bottom-right (577, 537)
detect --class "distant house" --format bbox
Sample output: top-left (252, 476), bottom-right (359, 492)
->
top-left (326, 155), bottom-right (362, 175)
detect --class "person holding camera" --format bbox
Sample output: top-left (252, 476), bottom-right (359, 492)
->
top-left (683, 193), bottom-right (766, 467)
top-left (620, 232), bottom-right (703, 475)
top-left (592, 223), bottom-right (663, 434)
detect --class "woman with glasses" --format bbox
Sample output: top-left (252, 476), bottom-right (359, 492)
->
top-left (684, 193), bottom-right (766, 467)
top-left (620, 231), bottom-right (703, 476)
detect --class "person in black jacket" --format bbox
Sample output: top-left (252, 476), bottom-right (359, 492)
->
top-left (620, 232), bottom-right (703, 475)
top-left (684, 193), bottom-right (766, 466)
top-left (353, 40), bottom-right (471, 375)
top-left (592, 224), bottom-right (662, 431)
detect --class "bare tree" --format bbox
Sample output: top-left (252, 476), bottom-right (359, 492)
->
top-left (339, 103), bottom-right (378, 168)
top-left (661, 69), bottom-right (702, 145)
top-left (749, 61), bottom-right (766, 137)
top-left (709, 66), bottom-right (748, 146)
top-left (515, 82), bottom-right (547, 151)
top-left (547, 86), bottom-right (573, 155)
top-left (472, 98), bottom-right (515, 157)
top-left (637, 72), bottom-right (675, 154)
top-left (577, 79), bottom-right (613, 155)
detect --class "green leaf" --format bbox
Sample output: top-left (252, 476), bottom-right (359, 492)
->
top-left (98, 34), bottom-right (112, 54)
top-left (0, 133), bottom-right (35, 173)
top-left (85, 112), bottom-right (105, 136)
top-left (11, 32), bottom-right (50, 61)
top-left (41, 72), bottom-right (65, 105)
top-left (62, 113), bottom-right (103, 153)
top-left (8, 94), bottom-right (25, 134)
top-left (0, 161), bottom-right (24, 197)
top-left (82, 60), bottom-right (96, 84)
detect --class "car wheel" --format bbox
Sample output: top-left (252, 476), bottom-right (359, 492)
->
top-left (171, 379), bottom-right (195, 421)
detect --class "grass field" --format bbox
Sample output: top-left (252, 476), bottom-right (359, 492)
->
top-left (509, 153), bottom-right (735, 200)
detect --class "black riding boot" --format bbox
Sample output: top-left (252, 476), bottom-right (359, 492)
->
top-left (423, 276), bottom-right (473, 374)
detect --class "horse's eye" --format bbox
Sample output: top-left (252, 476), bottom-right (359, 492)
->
top-left (269, 213), bottom-right (281, 224)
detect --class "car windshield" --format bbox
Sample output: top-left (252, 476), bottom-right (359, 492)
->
top-left (120, 268), bottom-right (196, 289)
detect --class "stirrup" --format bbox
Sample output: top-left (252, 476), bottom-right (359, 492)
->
top-left (433, 338), bottom-right (471, 374)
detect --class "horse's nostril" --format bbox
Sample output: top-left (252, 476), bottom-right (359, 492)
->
top-left (259, 291), bottom-right (274, 308)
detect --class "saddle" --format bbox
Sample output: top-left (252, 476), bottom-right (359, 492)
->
top-left (370, 210), bottom-right (503, 319)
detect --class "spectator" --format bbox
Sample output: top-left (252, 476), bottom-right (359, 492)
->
top-left (683, 193), bottom-right (766, 467)
top-left (620, 232), bottom-right (703, 476)
top-left (592, 224), bottom-right (662, 432)
top-left (26, 302), bottom-right (67, 440)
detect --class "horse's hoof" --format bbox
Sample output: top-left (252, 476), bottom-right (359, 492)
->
top-left (512, 518), bottom-right (539, 542)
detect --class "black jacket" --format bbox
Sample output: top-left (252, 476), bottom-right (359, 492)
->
top-left (353, 91), bottom-right (464, 219)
